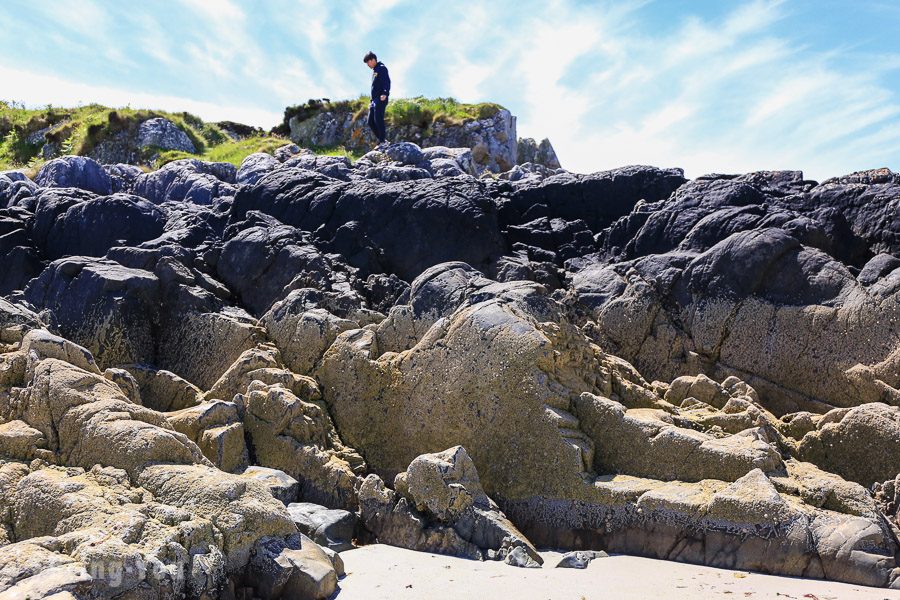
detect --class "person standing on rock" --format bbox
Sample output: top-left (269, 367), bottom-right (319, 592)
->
top-left (364, 51), bottom-right (390, 148)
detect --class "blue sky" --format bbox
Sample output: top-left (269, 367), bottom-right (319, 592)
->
top-left (1, 0), bottom-right (898, 180)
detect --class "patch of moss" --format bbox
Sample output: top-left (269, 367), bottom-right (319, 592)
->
top-left (308, 144), bottom-right (366, 162)
top-left (201, 135), bottom-right (290, 166)
top-left (151, 135), bottom-right (292, 169)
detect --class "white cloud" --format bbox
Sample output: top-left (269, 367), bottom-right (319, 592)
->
top-left (1, 0), bottom-right (898, 181)
top-left (484, 0), bottom-right (900, 180)
top-left (26, 0), bottom-right (139, 69)
top-left (33, 0), bottom-right (110, 40)
top-left (0, 64), bottom-right (281, 128)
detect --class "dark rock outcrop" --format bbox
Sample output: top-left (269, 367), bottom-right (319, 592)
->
top-left (231, 168), bottom-right (506, 281)
top-left (567, 169), bottom-right (900, 416)
top-left (34, 156), bottom-right (112, 195)
top-left (2, 147), bottom-right (900, 591)
top-left (41, 193), bottom-right (166, 260)
top-left (133, 158), bottom-right (237, 205)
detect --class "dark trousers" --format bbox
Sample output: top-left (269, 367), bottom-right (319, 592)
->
top-left (368, 98), bottom-right (387, 142)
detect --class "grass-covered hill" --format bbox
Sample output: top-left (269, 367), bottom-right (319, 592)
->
top-left (273, 96), bottom-right (504, 135)
top-left (0, 101), bottom-right (288, 174)
top-left (0, 97), bottom-right (507, 175)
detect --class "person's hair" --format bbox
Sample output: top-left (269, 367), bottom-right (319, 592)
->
top-left (363, 51), bottom-right (377, 63)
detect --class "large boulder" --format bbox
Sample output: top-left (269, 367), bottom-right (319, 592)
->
top-left (137, 117), bottom-right (196, 153)
top-left (797, 403), bottom-right (900, 487)
top-left (568, 225), bottom-right (900, 415)
top-left (23, 255), bottom-right (261, 389)
top-left (41, 193), bottom-right (166, 260)
top-left (23, 258), bottom-right (161, 368)
top-left (247, 534), bottom-right (338, 600)
top-left (133, 158), bottom-right (236, 205)
top-left (287, 502), bottom-right (357, 551)
top-left (217, 217), bottom-right (358, 316)
top-left (237, 152), bottom-right (279, 185)
top-left (359, 446), bottom-right (542, 567)
top-left (34, 156), bottom-right (112, 195)
top-left (231, 169), bottom-right (506, 281)
top-left (496, 165), bottom-right (687, 236)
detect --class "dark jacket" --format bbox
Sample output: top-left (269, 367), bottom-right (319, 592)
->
top-left (371, 61), bottom-right (391, 100)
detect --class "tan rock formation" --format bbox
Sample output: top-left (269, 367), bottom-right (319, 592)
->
top-left (318, 262), bottom-right (900, 587)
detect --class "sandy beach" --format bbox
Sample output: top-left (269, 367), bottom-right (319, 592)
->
top-left (334, 545), bottom-right (900, 600)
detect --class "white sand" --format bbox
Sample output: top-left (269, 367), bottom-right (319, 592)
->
top-left (334, 544), bottom-right (900, 600)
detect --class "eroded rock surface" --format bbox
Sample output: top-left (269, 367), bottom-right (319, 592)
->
top-left (1, 152), bottom-right (900, 593)
top-left (359, 446), bottom-right (542, 567)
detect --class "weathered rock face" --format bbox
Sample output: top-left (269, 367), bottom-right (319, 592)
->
top-left (359, 446), bottom-right (542, 566)
top-left (21, 254), bottom-right (262, 390)
top-left (2, 149), bottom-right (900, 591)
top-left (317, 260), bottom-right (900, 587)
top-left (34, 156), bottom-right (112, 195)
top-left (134, 158), bottom-right (237, 205)
top-left (237, 374), bottom-right (365, 510)
top-left (230, 168), bottom-right (507, 281)
top-left (517, 137), bottom-right (561, 170)
top-left (566, 171), bottom-right (900, 416)
top-left (40, 192), bottom-right (166, 260)
top-left (137, 117), bottom-right (196, 153)
top-left (288, 106), bottom-right (525, 174)
top-left (317, 262), bottom-right (612, 497)
top-left (0, 304), bottom-right (351, 598)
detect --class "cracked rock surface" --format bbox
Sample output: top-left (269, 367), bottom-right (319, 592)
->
top-left (1, 152), bottom-right (900, 594)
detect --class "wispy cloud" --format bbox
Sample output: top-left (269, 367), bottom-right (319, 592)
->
top-left (0, 0), bottom-right (897, 180)
top-left (0, 64), bottom-right (281, 127)
top-left (471, 0), bottom-right (900, 180)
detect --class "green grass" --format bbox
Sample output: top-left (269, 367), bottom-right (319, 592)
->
top-left (0, 95), bottom-right (506, 174)
top-left (156, 135), bottom-right (292, 168)
top-left (277, 96), bottom-right (505, 134)
top-left (203, 135), bottom-right (287, 165)
top-left (0, 101), bottom-right (281, 171)
top-left (310, 144), bottom-right (367, 162)
top-left (385, 97), bottom-right (503, 128)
